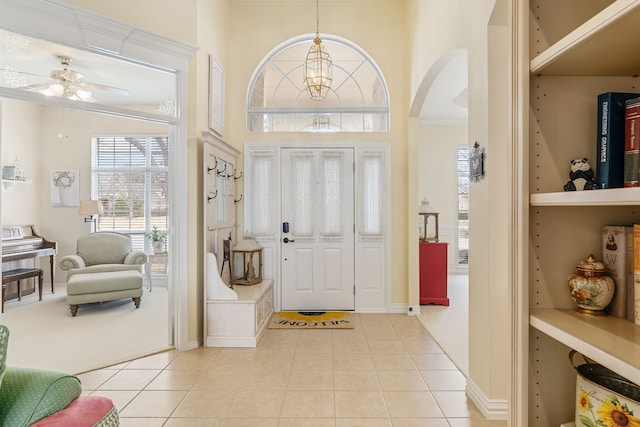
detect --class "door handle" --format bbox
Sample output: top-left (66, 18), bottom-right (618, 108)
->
top-left (283, 237), bottom-right (295, 243)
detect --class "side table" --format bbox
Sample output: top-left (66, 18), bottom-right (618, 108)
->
top-left (146, 252), bottom-right (168, 291)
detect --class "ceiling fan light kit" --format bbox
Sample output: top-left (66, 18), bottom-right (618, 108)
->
top-left (20, 55), bottom-right (128, 102)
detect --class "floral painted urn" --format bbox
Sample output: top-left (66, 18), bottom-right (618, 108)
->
top-left (568, 254), bottom-right (615, 316)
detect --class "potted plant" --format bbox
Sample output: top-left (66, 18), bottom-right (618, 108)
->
top-left (145, 226), bottom-right (168, 253)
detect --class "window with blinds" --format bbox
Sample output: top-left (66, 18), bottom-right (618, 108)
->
top-left (91, 136), bottom-right (169, 251)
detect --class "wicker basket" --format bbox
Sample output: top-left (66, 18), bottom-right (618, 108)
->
top-left (570, 350), bottom-right (640, 426)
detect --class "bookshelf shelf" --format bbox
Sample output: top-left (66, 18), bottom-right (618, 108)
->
top-left (530, 308), bottom-right (640, 386)
top-left (531, 0), bottom-right (640, 76)
top-left (530, 188), bottom-right (640, 206)
top-left (523, 0), bottom-right (640, 425)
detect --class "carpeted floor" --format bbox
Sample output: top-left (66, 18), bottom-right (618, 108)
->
top-left (0, 283), bottom-right (171, 375)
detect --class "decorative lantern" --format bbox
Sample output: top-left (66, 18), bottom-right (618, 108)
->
top-left (418, 198), bottom-right (439, 242)
top-left (230, 235), bottom-right (263, 286)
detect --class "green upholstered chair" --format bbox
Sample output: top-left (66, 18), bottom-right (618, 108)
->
top-left (0, 324), bottom-right (119, 426)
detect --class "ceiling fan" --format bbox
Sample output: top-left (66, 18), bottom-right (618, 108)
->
top-left (19, 55), bottom-right (130, 102)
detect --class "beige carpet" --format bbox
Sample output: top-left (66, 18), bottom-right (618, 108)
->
top-left (268, 311), bottom-right (354, 329)
top-left (0, 283), bottom-right (171, 375)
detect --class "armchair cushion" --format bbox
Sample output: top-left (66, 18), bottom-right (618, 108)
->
top-left (0, 367), bottom-right (81, 427)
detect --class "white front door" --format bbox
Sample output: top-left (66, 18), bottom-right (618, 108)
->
top-left (281, 148), bottom-right (355, 311)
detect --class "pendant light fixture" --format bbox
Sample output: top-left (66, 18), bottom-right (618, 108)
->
top-left (303, 0), bottom-right (333, 101)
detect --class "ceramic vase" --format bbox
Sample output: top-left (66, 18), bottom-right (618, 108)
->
top-left (568, 254), bottom-right (615, 315)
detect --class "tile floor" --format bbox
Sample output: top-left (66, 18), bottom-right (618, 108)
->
top-left (78, 314), bottom-right (507, 426)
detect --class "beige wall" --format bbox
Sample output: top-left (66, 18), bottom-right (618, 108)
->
top-left (227, 1), bottom-right (410, 304)
top-left (407, 0), bottom-right (508, 405)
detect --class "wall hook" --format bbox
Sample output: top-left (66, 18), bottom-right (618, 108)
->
top-left (234, 194), bottom-right (243, 204)
top-left (234, 171), bottom-right (243, 181)
top-left (217, 161), bottom-right (227, 177)
top-left (207, 190), bottom-right (218, 203)
top-left (207, 165), bottom-right (215, 174)
top-left (226, 166), bottom-right (236, 179)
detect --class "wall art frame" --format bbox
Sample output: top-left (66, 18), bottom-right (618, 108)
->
top-left (50, 169), bottom-right (79, 207)
top-left (209, 55), bottom-right (225, 136)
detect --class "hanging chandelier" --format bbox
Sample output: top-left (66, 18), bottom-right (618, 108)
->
top-left (303, 0), bottom-right (333, 101)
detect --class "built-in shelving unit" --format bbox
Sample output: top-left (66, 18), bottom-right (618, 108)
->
top-left (2, 179), bottom-right (31, 192)
top-left (525, 1), bottom-right (640, 425)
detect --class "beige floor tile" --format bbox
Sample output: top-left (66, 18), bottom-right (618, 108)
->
top-left (333, 370), bottom-right (380, 390)
top-left (280, 390), bottom-right (335, 417)
top-left (172, 390), bottom-right (236, 418)
top-left (377, 370), bottom-right (428, 391)
top-left (420, 370), bottom-right (466, 391)
top-left (390, 419), bottom-right (451, 427)
top-left (371, 353), bottom-right (417, 370)
top-left (119, 390), bottom-right (188, 417)
top-left (98, 369), bottom-right (161, 390)
top-left (191, 368), bottom-right (248, 391)
top-left (411, 353), bottom-right (458, 371)
top-left (241, 368), bottom-right (291, 390)
top-left (447, 417), bottom-right (508, 427)
top-left (292, 352), bottom-right (334, 370)
top-left (250, 353), bottom-right (294, 371)
top-left (334, 391), bottom-right (388, 418)
top-left (383, 391), bottom-right (444, 418)
top-left (402, 339), bottom-right (444, 354)
top-left (226, 390), bottom-right (285, 418)
top-left (362, 327), bottom-right (400, 341)
top-left (367, 339), bottom-right (406, 354)
top-left (335, 419), bottom-right (392, 427)
top-left (221, 419), bottom-right (278, 427)
top-left (278, 418), bottom-right (336, 427)
top-left (145, 368), bottom-right (206, 390)
top-left (166, 350), bottom-right (218, 370)
top-left (287, 369), bottom-right (334, 390)
top-left (118, 418), bottom-right (167, 427)
top-left (163, 419), bottom-right (222, 426)
top-left (332, 338), bottom-right (370, 354)
top-left (77, 369), bottom-right (118, 390)
top-left (333, 353), bottom-right (375, 371)
top-left (87, 390), bottom-right (139, 411)
top-left (431, 391), bottom-right (477, 418)
top-left (124, 350), bottom-right (181, 369)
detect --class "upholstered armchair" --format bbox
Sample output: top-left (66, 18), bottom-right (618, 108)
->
top-left (58, 232), bottom-right (148, 316)
top-left (59, 231), bottom-right (147, 277)
top-left (0, 324), bottom-right (119, 426)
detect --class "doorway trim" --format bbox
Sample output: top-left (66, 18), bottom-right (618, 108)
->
top-left (244, 142), bottom-right (392, 313)
top-left (0, 0), bottom-right (197, 351)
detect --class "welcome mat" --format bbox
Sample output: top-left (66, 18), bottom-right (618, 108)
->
top-left (268, 311), bottom-right (354, 329)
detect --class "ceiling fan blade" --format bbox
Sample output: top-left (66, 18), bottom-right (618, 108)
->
top-left (78, 81), bottom-right (129, 96)
top-left (17, 82), bottom-right (51, 90)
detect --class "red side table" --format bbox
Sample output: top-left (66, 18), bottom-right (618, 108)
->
top-left (419, 242), bottom-right (449, 306)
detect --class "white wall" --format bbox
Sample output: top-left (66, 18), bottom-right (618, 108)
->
top-left (418, 124), bottom-right (467, 267)
top-left (1, 99), bottom-right (166, 282)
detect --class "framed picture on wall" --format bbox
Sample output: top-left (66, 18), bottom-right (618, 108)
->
top-left (50, 169), bottom-right (79, 207)
top-left (469, 142), bottom-right (485, 182)
top-left (209, 56), bottom-right (225, 136)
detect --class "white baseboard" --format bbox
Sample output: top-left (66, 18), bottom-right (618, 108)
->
top-left (390, 303), bottom-right (408, 314)
top-left (465, 377), bottom-right (509, 420)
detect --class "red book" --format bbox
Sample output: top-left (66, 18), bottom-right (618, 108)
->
top-left (624, 97), bottom-right (640, 187)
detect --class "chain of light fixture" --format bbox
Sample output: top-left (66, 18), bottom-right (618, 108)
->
top-left (303, 0), bottom-right (333, 101)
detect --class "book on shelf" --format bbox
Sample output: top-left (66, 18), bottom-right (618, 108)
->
top-left (633, 225), bottom-right (640, 325)
top-left (597, 92), bottom-right (639, 189)
top-left (624, 97), bottom-right (640, 187)
top-left (602, 225), bottom-right (633, 319)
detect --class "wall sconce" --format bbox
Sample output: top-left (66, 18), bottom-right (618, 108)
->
top-left (79, 200), bottom-right (104, 232)
top-left (230, 235), bottom-right (263, 286)
top-left (419, 198), bottom-right (439, 242)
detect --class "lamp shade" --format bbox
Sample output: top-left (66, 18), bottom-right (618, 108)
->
top-left (78, 200), bottom-right (104, 215)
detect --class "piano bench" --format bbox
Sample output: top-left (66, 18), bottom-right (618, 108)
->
top-left (2, 267), bottom-right (43, 313)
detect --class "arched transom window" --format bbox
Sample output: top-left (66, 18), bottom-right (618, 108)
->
top-left (248, 35), bottom-right (389, 133)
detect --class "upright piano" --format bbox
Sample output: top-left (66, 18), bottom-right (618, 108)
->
top-left (2, 225), bottom-right (57, 299)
